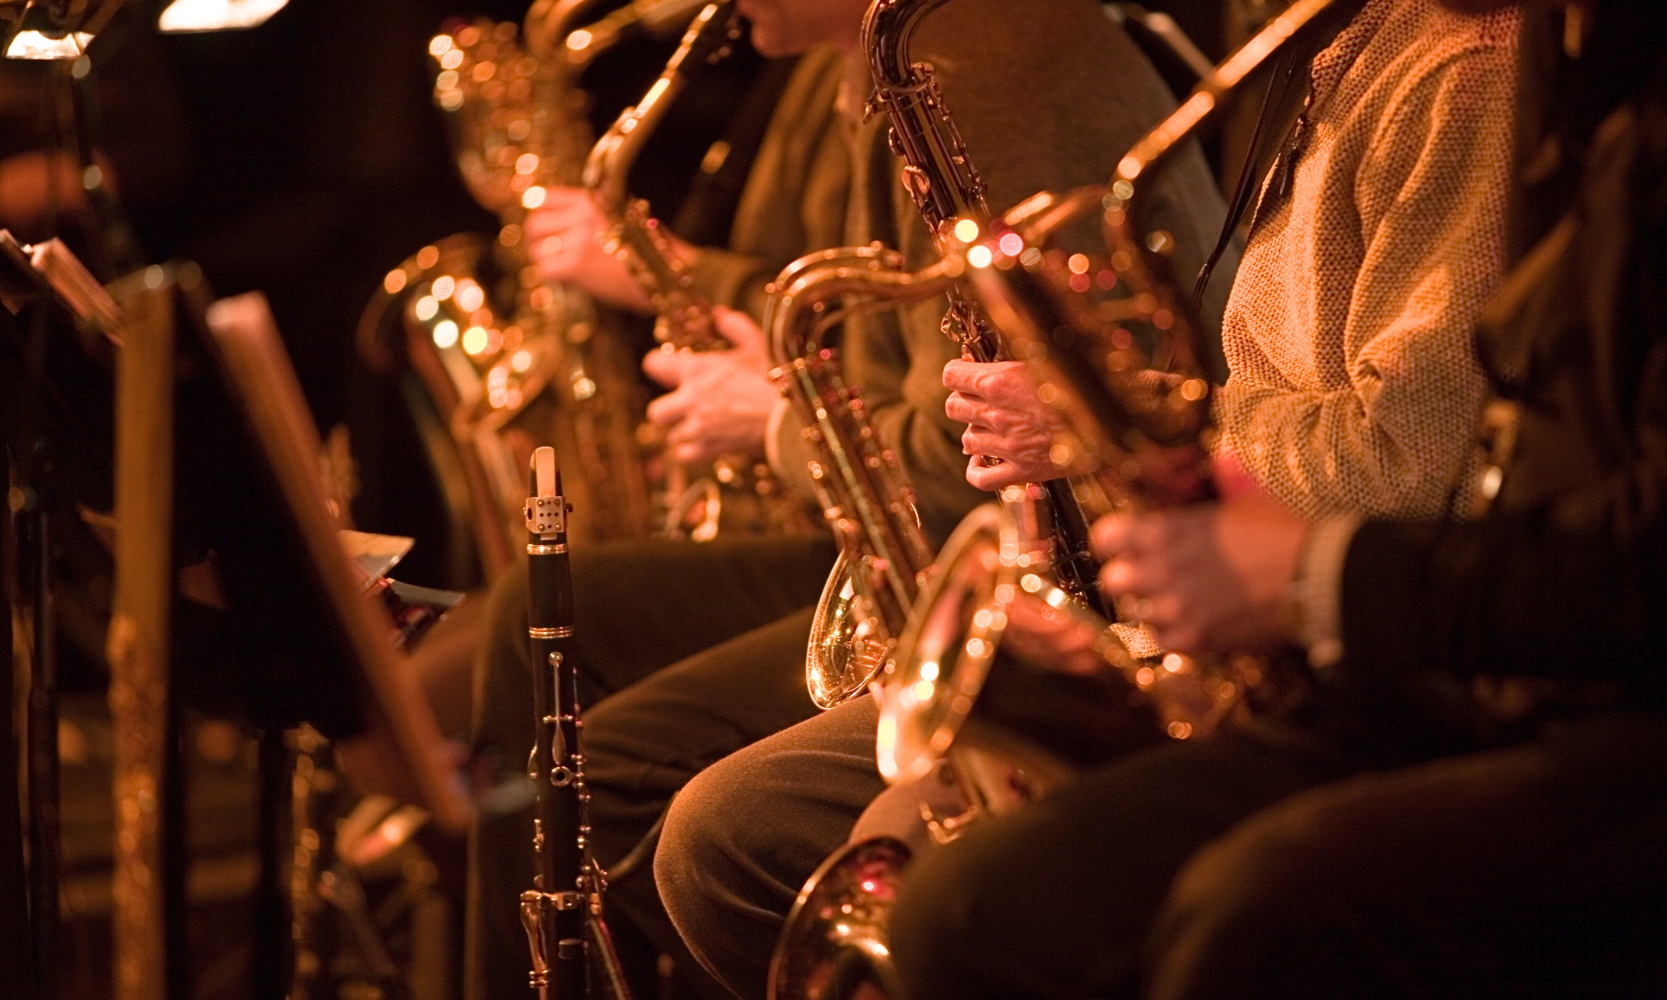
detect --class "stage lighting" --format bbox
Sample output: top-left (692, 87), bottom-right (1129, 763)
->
top-left (157, 0), bottom-right (287, 33)
top-left (2, 0), bottom-right (125, 60)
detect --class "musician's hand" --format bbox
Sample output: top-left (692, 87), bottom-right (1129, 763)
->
top-left (1091, 491), bottom-right (1307, 654)
top-left (523, 188), bottom-right (651, 311)
top-left (643, 307), bottom-right (776, 464)
top-left (1000, 593), bottom-right (1108, 676)
top-left (943, 359), bottom-right (1078, 491)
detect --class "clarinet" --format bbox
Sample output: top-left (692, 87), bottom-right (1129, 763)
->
top-left (520, 446), bottom-right (634, 1000)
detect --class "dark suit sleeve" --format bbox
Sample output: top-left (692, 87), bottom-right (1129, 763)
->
top-left (1338, 516), bottom-right (1667, 686)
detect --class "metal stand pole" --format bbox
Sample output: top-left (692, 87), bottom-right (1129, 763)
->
top-left (3, 450), bottom-right (37, 1000)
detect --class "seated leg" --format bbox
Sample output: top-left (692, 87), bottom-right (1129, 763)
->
top-left (886, 728), bottom-right (1342, 1000)
top-left (655, 697), bottom-right (885, 1000)
top-left (1145, 713), bottom-right (1667, 1000)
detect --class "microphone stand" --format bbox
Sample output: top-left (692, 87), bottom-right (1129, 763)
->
top-left (520, 446), bottom-right (633, 1000)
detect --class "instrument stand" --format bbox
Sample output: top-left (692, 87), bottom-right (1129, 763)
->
top-left (520, 447), bottom-right (634, 1000)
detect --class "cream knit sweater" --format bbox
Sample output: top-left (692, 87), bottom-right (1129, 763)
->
top-left (1216, 0), bottom-right (1519, 519)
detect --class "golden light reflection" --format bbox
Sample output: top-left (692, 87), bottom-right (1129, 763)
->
top-left (456, 280), bottom-right (485, 313)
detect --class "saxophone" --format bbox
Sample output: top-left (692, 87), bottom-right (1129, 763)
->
top-left (769, 4), bottom-right (1345, 996)
top-left (765, 247), bottom-right (961, 708)
top-left (583, 1), bottom-right (815, 538)
top-left (358, 0), bottom-right (707, 568)
top-left (862, 0), bottom-right (1106, 608)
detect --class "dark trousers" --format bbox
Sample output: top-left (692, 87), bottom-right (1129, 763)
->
top-left (1145, 712), bottom-right (1667, 1000)
top-left (885, 723), bottom-right (1349, 1000)
top-left (656, 696), bottom-right (887, 1000)
top-left (466, 534), bottom-right (836, 1000)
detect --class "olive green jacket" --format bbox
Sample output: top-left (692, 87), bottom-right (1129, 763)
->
top-left (683, 46), bottom-right (853, 321)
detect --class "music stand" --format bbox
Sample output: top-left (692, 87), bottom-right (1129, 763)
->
top-left (194, 289), bottom-right (471, 833)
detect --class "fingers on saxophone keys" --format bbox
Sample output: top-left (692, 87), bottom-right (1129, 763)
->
top-left (959, 426), bottom-right (1005, 457)
top-left (646, 387), bottom-right (696, 426)
top-left (1093, 513), bottom-right (1133, 560)
top-left (940, 358), bottom-right (985, 395)
top-left (642, 349), bottom-right (692, 388)
top-left (944, 391), bottom-right (981, 425)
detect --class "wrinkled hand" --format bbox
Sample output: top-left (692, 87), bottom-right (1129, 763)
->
top-left (1092, 489), bottom-right (1308, 654)
top-left (522, 188), bottom-right (649, 311)
top-left (1000, 593), bottom-right (1108, 677)
top-left (942, 359), bottom-right (1077, 491)
top-left (642, 307), bottom-right (777, 465)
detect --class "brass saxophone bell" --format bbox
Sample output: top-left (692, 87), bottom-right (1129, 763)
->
top-left (767, 837), bottom-right (913, 1000)
top-left (806, 548), bottom-right (895, 710)
top-left (876, 503), bottom-right (1017, 784)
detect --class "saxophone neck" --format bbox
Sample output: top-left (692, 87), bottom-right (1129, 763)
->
top-left (562, 0), bottom-right (711, 70)
top-left (581, 1), bottom-right (738, 208)
top-left (765, 247), bottom-right (960, 370)
top-left (861, 0), bottom-right (989, 231)
top-left (524, 0), bottom-right (607, 59)
top-left (861, 0), bottom-right (951, 91)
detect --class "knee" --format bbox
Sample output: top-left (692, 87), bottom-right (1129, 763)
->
top-left (1145, 801), bottom-right (1363, 1000)
top-left (654, 753), bottom-right (764, 934)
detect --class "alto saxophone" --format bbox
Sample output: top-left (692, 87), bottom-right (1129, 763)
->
top-left (765, 247), bottom-right (962, 708)
top-left (862, 0), bottom-right (1105, 609)
top-left (769, 4), bottom-right (1347, 997)
top-left (583, 1), bottom-right (814, 539)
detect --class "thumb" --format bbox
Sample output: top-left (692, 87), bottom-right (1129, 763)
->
top-left (642, 344), bottom-right (692, 388)
top-left (712, 306), bottom-right (765, 355)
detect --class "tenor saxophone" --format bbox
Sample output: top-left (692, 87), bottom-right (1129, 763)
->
top-left (359, 0), bottom-right (709, 567)
top-left (862, 0), bottom-right (1106, 608)
top-left (583, 1), bottom-right (815, 539)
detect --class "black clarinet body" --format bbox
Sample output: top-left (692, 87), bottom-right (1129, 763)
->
top-left (520, 446), bottom-right (591, 1000)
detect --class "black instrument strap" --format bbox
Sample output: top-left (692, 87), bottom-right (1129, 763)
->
top-left (1191, 0), bottom-right (1370, 313)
